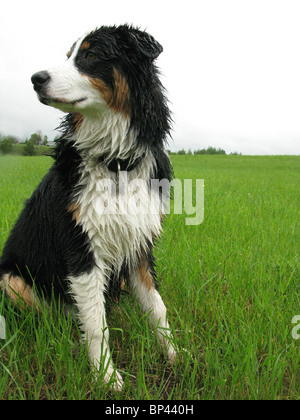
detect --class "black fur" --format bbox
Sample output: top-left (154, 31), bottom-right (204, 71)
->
top-left (0, 24), bottom-right (172, 304)
top-left (74, 25), bottom-right (172, 151)
top-left (0, 146), bottom-right (94, 303)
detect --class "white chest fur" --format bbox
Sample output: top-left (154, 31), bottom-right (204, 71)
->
top-left (74, 153), bottom-right (162, 275)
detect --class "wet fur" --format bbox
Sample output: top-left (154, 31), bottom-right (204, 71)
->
top-left (0, 25), bottom-right (176, 391)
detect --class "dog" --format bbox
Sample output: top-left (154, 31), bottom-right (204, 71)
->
top-left (0, 24), bottom-right (176, 391)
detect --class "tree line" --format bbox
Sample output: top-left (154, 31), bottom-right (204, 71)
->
top-left (169, 147), bottom-right (241, 155)
top-left (1, 132), bottom-right (241, 157)
top-left (0, 132), bottom-right (52, 156)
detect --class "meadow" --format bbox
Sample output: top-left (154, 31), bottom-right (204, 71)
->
top-left (0, 154), bottom-right (299, 400)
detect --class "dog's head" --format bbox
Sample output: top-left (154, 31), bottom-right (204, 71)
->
top-left (31, 25), bottom-right (163, 118)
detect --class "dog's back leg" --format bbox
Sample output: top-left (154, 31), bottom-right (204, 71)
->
top-left (130, 261), bottom-right (176, 364)
top-left (68, 266), bottom-right (124, 392)
top-left (0, 273), bottom-right (41, 312)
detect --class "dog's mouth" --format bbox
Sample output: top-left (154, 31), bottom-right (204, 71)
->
top-left (38, 95), bottom-right (87, 107)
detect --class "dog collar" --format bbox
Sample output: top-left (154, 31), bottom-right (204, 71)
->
top-left (98, 153), bottom-right (146, 174)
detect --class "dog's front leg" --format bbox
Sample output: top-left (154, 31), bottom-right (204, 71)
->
top-left (130, 262), bottom-right (177, 364)
top-left (69, 267), bottom-right (123, 392)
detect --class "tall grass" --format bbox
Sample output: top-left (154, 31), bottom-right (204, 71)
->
top-left (0, 154), bottom-right (299, 400)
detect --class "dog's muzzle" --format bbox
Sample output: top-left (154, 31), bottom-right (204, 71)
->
top-left (31, 71), bottom-right (51, 93)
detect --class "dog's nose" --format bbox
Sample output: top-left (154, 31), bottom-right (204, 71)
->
top-left (31, 71), bottom-right (50, 92)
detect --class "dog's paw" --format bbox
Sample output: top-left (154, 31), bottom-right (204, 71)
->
top-left (166, 345), bottom-right (177, 365)
top-left (104, 368), bottom-right (124, 393)
top-left (167, 346), bottom-right (193, 365)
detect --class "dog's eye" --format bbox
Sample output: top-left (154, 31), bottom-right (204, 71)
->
top-left (86, 51), bottom-right (97, 61)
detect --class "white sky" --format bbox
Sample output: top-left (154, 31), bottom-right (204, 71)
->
top-left (1, 0), bottom-right (300, 155)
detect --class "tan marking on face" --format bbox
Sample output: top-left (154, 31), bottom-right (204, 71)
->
top-left (0, 274), bottom-right (41, 311)
top-left (67, 202), bottom-right (81, 224)
top-left (88, 68), bottom-right (131, 117)
top-left (80, 41), bottom-right (91, 51)
top-left (88, 76), bottom-right (113, 106)
top-left (112, 68), bottom-right (131, 117)
top-left (66, 50), bottom-right (71, 59)
top-left (139, 262), bottom-right (155, 291)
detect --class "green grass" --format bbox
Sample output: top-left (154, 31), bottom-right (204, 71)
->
top-left (0, 154), bottom-right (300, 400)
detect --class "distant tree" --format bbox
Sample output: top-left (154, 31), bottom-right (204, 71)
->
top-left (23, 140), bottom-right (36, 156)
top-left (0, 137), bottom-right (13, 154)
top-left (42, 135), bottom-right (48, 146)
top-left (177, 149), bottom-right (186, 155)
top-left (6, 135), bottom-right (19, 144)
top-left (194, 147), bottom-right (227, 155)
top-left (29, 132), bottom-right (42, 146)
top-left (206, 146), bottom-right (217, 155)
top-left (194, 149), bottom-right (206, 155)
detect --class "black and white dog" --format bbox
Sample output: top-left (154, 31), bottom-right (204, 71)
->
top-left (0, 25), bottom-right (175, 391)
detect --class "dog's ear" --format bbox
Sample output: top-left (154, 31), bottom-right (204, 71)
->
top-left (128, 29), bottom-right (163, 61)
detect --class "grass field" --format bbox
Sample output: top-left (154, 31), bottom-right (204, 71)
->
top-left (0, 154), bottom-right (299, 400)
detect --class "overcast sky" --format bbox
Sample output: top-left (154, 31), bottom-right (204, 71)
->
top-left (1, 0), bottom-right (300, 155)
